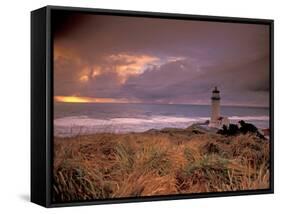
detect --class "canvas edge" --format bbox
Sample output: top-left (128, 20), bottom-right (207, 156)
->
top-left (31, 6), bottom-right (48, 207)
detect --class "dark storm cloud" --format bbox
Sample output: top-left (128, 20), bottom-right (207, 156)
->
top-left (53, 11), bottom-right (270, 106)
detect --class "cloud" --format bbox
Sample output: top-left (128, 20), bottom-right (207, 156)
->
top-left (121, 55), bottom-right (269, 106)
top-left (106, 53), bottom-right (160, 83)
top-left (52, 11), bottom-right (270, 107)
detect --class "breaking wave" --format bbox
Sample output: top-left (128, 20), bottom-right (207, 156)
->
top-left (54, 115), bottom-right (269, 137)
top-left (54, 115), bottom-right (208, 137)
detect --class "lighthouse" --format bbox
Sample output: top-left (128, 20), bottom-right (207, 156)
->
top-left (211, 86), bottom-right (220, 125)
top-left (209, 87), bottom-right (229, 128)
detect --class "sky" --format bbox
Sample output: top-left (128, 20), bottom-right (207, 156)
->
top-left (53, 11), bottom-right (270, 107)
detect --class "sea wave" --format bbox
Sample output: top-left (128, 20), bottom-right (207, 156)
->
top-left (54, 115), bottom-right (269, 137)
top-left (54, 115), bottom-right (209, 137)
top-left (228, 116), bottom-right (269, 121)
top-left (55, 115), bottom-right (208, 126)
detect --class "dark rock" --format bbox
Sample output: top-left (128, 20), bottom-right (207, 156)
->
top-left (218, 120), bottom-right (265, 140)
top-left (239, 120), bottom-right (258, 134)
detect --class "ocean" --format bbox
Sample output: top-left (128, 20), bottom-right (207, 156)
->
top-left (54, 103), bottom-right (269, 137)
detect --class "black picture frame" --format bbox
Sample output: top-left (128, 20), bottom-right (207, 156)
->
top-left (31, 5), bottom-right (274, 208)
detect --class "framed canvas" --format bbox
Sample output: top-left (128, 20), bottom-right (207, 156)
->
top-left (31, 5), bottom-right (274, 207)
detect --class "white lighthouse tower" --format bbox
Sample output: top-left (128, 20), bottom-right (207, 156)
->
top-left (211, 86), bottom-right (220, 125)
top-left (209, 87), bottom-right (229, 128)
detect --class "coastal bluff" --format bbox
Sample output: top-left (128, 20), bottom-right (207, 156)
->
top-left (53, 124), bottom-right (269, 202)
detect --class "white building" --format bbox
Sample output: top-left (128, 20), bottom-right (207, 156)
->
top-left (209, 87), bottom-right (230, 129)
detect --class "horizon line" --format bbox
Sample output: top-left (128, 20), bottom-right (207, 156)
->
top-left (54, 99), bottom-right (269, 108)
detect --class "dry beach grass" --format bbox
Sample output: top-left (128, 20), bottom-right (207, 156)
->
top-left (52, 126), bottom-right (270, 202)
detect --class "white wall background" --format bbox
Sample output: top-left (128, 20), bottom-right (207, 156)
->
top-left (0, 0), bottom-right (279, 212)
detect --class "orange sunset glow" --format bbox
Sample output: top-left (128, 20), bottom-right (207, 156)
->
top-left (54, 96), bottom-right (135, 103)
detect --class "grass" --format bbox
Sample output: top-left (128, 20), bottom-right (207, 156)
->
top-left (53, 128), bottom-right (270, 202)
